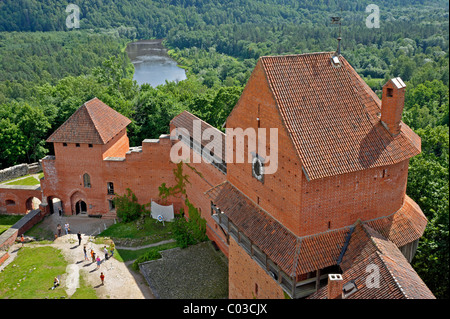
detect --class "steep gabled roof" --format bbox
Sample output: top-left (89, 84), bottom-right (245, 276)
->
top-left (259, 52), bottom-right (421, 180)
top-left (46, 98), bottom-right (131, 145)
top-left (309, 221), bottom-right (435, 299)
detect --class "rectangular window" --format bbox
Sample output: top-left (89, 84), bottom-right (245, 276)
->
top-left (107, 182), bottom-right (114, 195)
top-left (387, 88), bottom-right (393, 97)
top-left (88, 144), bottom-right (93, 148)
top-left (63, 143), bottom-right (67, 147)
top-left (76, 143), bottom-right (80, 147)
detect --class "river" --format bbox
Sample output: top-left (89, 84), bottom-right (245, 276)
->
top-left (125, 39), bottom-right (187, 87)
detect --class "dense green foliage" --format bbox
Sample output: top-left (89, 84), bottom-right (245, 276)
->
top-left (0, 0), bottom-right (448, 298)
top-left (173, 199), bottom-right (208, 249)
top-left (113, 188), bottom-right (147, 223)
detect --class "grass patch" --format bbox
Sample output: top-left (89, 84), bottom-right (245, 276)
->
top-left (0, 214), bottom-right (22, 235)
top-left (4, 176), bottom-right (40, 186)
top-left (70, 274), bottom-right (98, 299)
top-left (117, 241), bottom-right (179, 263)
top-left (24, 218), bottom-right (54, 240)
top-left (0, 246), bottom-right (68, 299)
top-left (0, 246), bottom-right (98, 299)
top-left (98, 216), bottom-right (173, 246)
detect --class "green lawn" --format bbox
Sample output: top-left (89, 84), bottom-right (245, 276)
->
top-left (117, 241), bottom-right (179, 262)
top-left (0, 246), bottom-right (97, 299)
top-left (0, 214), bottom-right (22, 235)
top-left (98, 216), bottom-right (174, 246)
top-left (4, 176), bottom-right (40, 186)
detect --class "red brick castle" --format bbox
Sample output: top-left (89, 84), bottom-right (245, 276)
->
top-left (1, 51), bottom-right (435, 299)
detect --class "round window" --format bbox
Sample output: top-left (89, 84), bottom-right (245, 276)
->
top-left (252, 156), bottom-right (264, 181)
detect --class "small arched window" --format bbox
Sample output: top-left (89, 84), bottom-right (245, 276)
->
top-left (83, 173), bottom-right (91, 188)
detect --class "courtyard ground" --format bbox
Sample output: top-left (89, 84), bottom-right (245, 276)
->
top-left (1, 213), bottom-right (153, 298)
top-left (1, 212), bottom-right (229, 299)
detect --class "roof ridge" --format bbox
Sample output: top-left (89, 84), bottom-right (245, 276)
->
top-left (260, 51), bottom-right (334, 59)
top-left (375, 250), bottom-right (409, 299)
top-left (172, 110), bottom-right (225, 136)
top-left (82, 100), bottom-right (106, 144)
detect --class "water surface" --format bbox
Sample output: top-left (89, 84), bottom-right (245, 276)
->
top-left (126, 39), bottom-right (186, 87)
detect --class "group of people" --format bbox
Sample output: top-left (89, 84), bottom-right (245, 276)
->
top-left (51, 230), bottom-right (115, 290)
top-left (55, 223), bottom-right (71, 238)
top-left (83, 243), bottom-right (114, 269)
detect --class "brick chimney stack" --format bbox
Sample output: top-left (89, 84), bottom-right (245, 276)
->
top-left (380, 77), bottom-right (406, 137)
top-left (327, 274), bottom-right (343, 299)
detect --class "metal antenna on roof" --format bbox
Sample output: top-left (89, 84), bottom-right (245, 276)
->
top-left (331, 9), bottom-right (342, 56)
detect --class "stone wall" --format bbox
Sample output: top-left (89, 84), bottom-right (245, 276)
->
top-left (0, 162), bottom-right (43, 183)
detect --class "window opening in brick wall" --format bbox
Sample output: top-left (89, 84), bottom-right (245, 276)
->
top-left (83, 173), bottom-right (91, 188)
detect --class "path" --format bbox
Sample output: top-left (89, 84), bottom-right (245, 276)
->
top-left (1, 213), bottom-right (167, 299)
top-left (1, 234), bottom-right (156, 299)
top-left (115, 239), bottom-right (176, 251)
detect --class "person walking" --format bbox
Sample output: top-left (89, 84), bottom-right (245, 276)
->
top-left (77, 231), bottom-right (82, 246)
top-left (91, 249), bottom-right (95, 263)
top-left (20, 234), bottom-right (24, 247)
top-left (103, 246), bottom-right (109, 260)
top-left (58, 207), bottom-right (62, 217)
top-left (64, 223), bottom-right (69, 235)
top-left (57, 224), bottom-right (62, 237)
top-left (83, 245), bottom-right (88, 261)
top-left (96, 256), bottom-right (101, 269)
top-left (100, 272), bottom-right (105, 285)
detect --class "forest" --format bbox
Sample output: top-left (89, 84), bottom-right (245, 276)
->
top-left (0, 0), bottom-right (448, 298)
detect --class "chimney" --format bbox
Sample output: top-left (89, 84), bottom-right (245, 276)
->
top-left (327, 274), bottom-right (343, 299)
top-left (381, 77), bottom-right (406, 137)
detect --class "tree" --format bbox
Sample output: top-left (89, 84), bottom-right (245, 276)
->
top-left (408, 126), bottom-right (449, 299)
top-left (113, 188), bottom-right (147, 223)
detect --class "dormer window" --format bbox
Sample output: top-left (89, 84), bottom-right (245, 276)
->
top-left (331, 55), bottom-right (341, 67)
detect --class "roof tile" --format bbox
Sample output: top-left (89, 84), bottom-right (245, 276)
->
top-left (259, 53), bottom-right (421, 180)
top-left (46, 97), bottom-right (131, 144)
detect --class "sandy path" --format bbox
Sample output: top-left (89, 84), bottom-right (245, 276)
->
top-left (3, 234), bottom-right (154, 299)
top-left (53, 233), bottom-right (151, 299)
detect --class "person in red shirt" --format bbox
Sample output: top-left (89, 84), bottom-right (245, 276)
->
top-left (100, 272), bottom-right (105, 285)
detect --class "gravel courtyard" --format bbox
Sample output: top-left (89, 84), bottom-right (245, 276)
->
top-left (139, 241), bottom-right (228, 299)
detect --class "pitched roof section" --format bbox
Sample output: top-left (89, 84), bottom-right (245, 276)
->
top-left (171, 111), bottom-right (226, 162)
top-left (207, 181), bottom-right (433, 298)
top-left (207, 181), bottom-right (353, 277)
top-left (309, 222), bottom-right (435, 299)
top-left (259, 53), bottom-right (421, 180)
top-left (366, 195), bottom-right (427, 247)
top-left (46, 98), bottom-right (131, 145)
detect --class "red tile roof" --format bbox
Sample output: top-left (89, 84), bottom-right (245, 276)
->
top-left (309, 221), bottom-right (435, 299)
top-left (366, 195), bottom-right (427, 247)
top-left (259, 53), bottom-right (421, 180)
top-left (207, 182), bottom-right (356, 277)
top-left (47, 98), bottom-right (131, 144)
top-left (171, 111), bottom-right (226, 161)
top-left (207, 181), bottom-right (433, 298)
